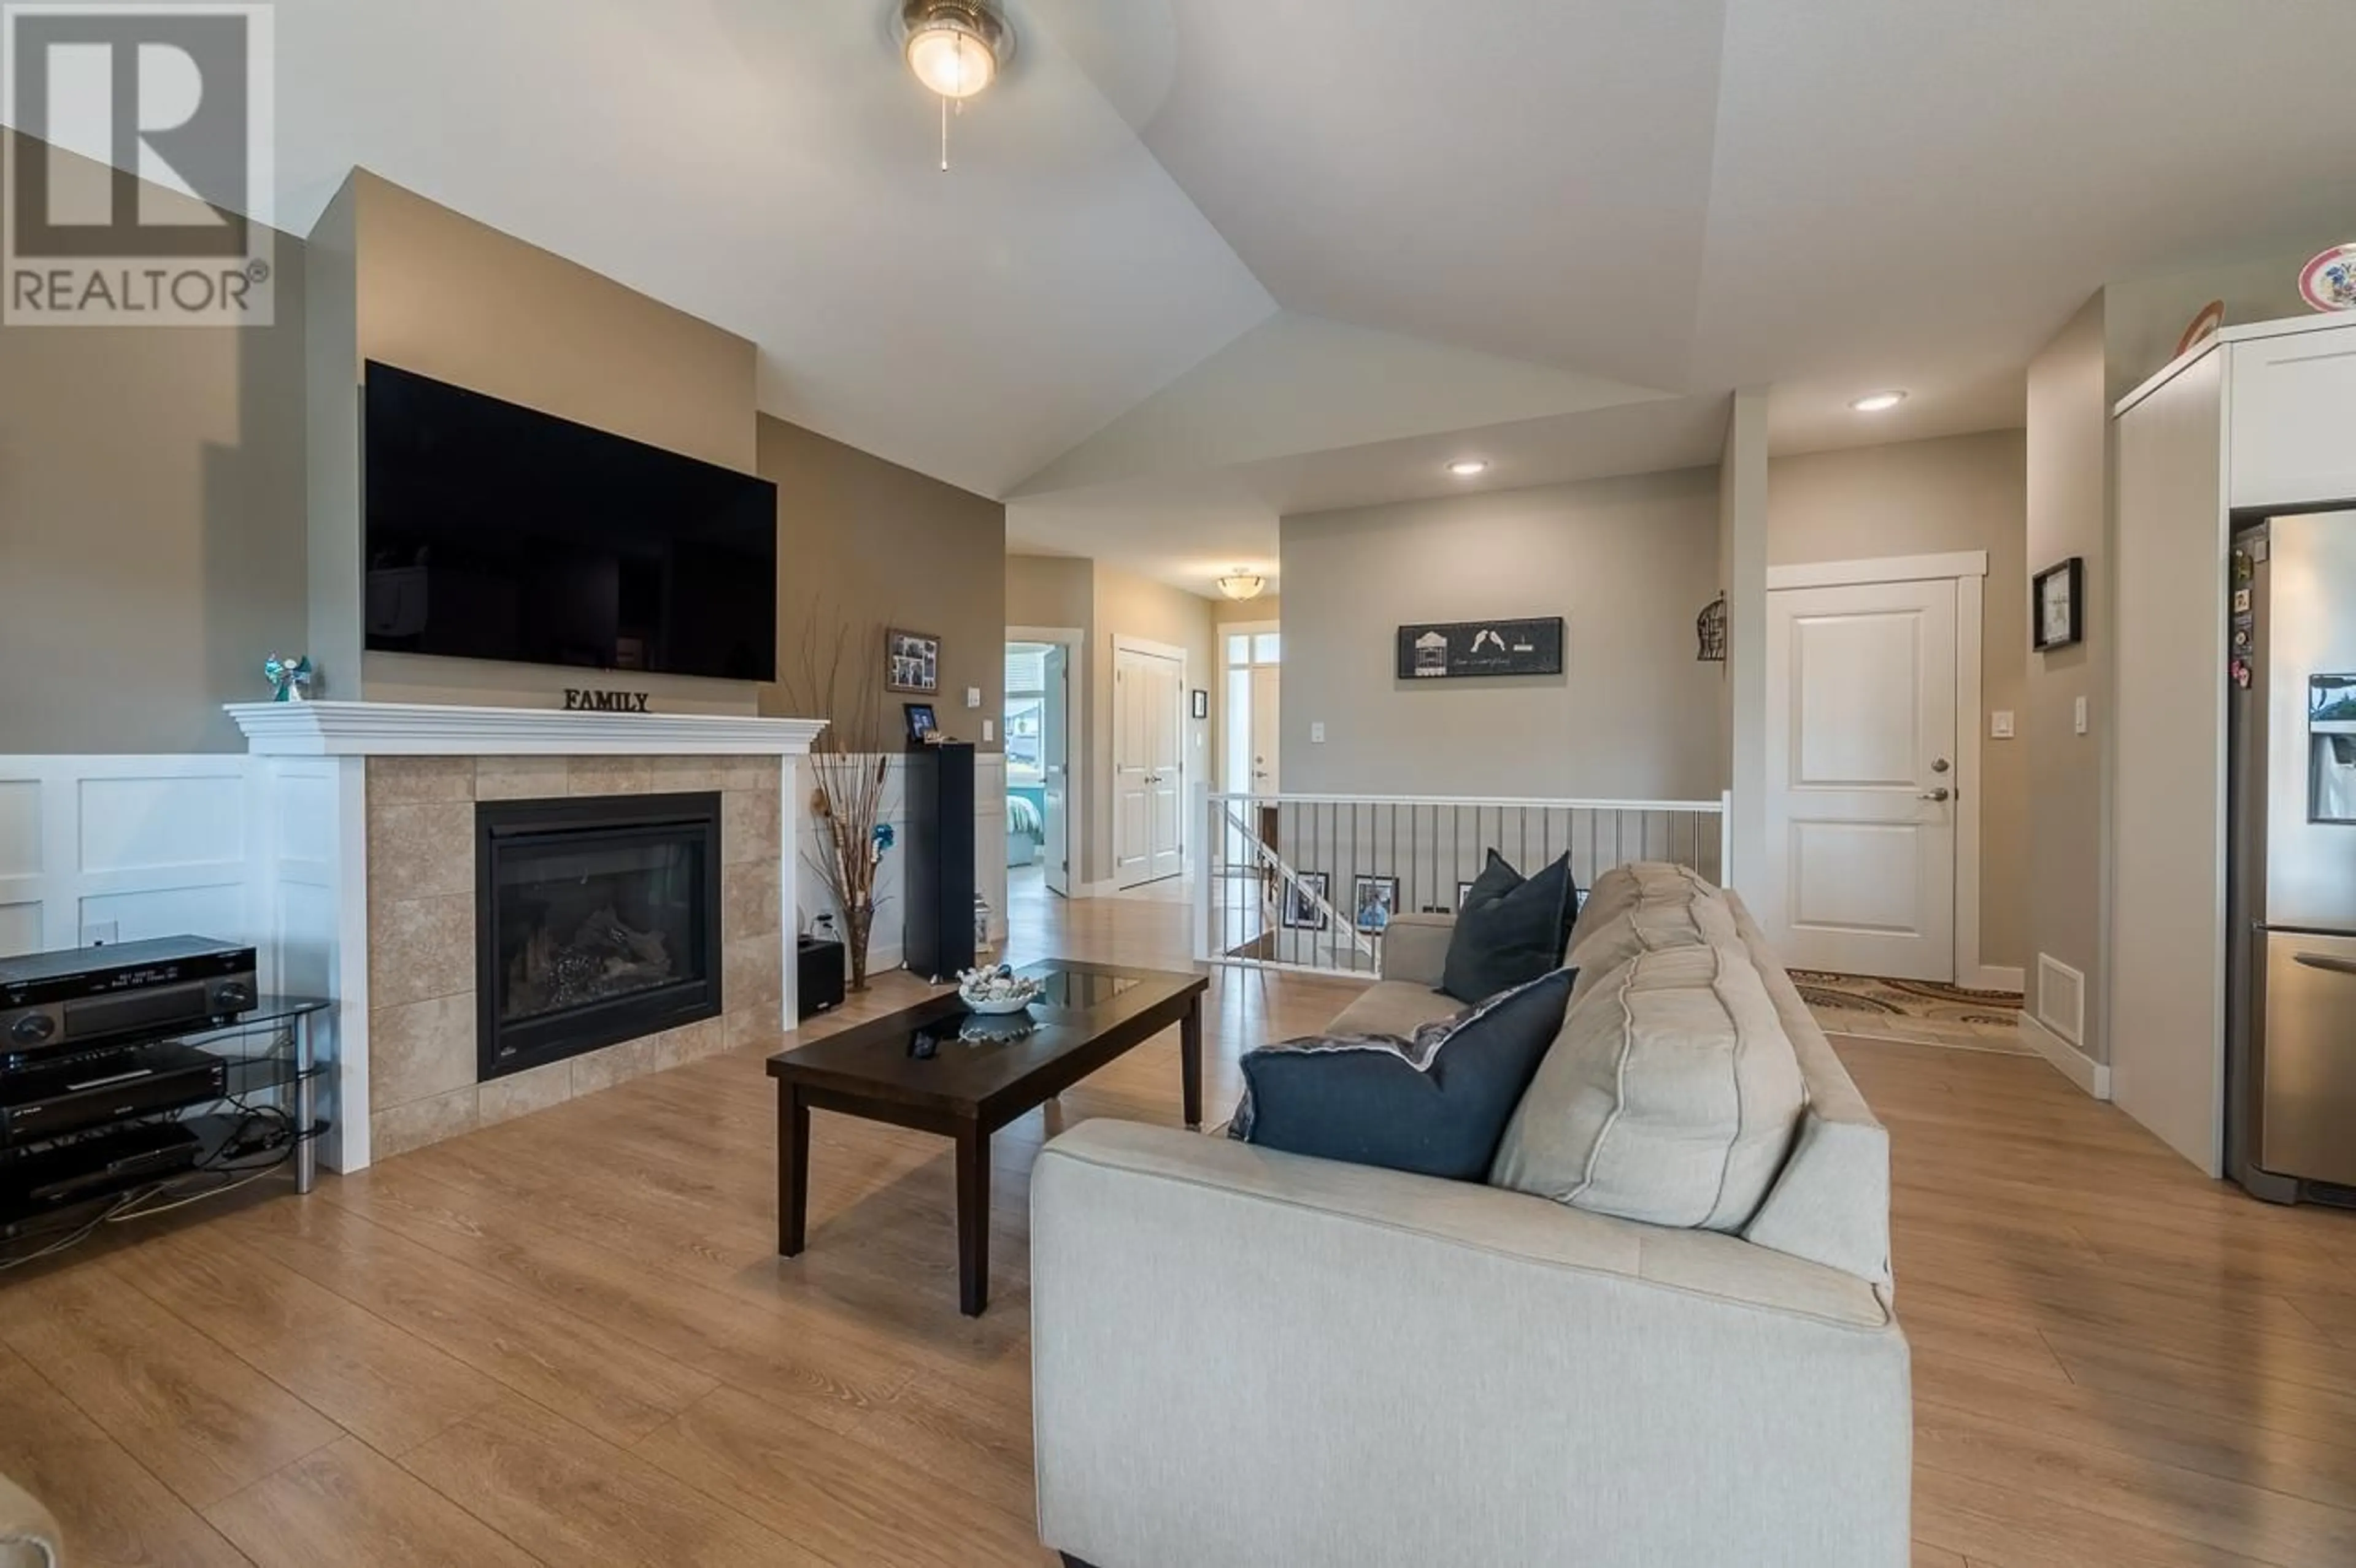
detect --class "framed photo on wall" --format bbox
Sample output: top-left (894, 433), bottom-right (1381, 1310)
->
top-left (2032, 559), bottom-right (2084, 651)
top-left (1353, 874), bottom-right (1399, 934)
top-left (887, 628), bottom-right (941, 693)
top-left (1282, 872), bottom-right (1330, 931)
top-left (1191, 688), bottom-right (1209, 720)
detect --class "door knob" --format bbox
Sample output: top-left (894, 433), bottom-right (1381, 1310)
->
top-left (1931, 758), bottom-right (1951, 774)
top-left (1919, 786), bottom-right (1952, 802)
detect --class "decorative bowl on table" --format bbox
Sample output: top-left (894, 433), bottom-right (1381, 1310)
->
top-left (957, 966), bottom-right (1042, 1015)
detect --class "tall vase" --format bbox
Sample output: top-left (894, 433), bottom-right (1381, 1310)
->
top-left (844, 901), bottom-right (874, 992)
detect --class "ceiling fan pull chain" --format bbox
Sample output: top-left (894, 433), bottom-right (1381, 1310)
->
top-left (941, 94), bottom-right (950, 172)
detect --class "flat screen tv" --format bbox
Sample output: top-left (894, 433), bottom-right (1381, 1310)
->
top-left (362, 361), bottom-right (777, 682)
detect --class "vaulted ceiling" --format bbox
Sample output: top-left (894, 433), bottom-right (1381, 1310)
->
top-left (105, 2), bottom-right (2356, 588)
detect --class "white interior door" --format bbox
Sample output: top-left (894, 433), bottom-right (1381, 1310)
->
top-left (1115, 644), bottom-right (1185, 887)
top-left (1763, 578), bottom-right (1958, 980)
top-left (1250, 665), bottom-right (1280, 794)
top-left (1042, 644), bottom-right (1070, 897)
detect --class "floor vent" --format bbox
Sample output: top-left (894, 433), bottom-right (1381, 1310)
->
top-left (2035, 953), bottom-right (2085, 1047)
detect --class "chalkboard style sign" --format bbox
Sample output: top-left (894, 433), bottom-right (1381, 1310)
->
top-left (1396, 618), bottom-right (1565, 680)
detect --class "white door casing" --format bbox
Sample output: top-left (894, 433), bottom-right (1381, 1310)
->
top-left (1763, 575), bottom-right (1961, 980)
top-left (1250, 665), bottom-right (1280, 794)
top-left (1114, 639), bottom-right (1186, 888)
top-left (1041, 644), bottom-right (1070, 897)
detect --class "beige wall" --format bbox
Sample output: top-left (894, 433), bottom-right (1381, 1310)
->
top-left (1212, 591), bottom-right (1280, 626)
top-left (1088, 564), bottom-right (1214, 886)
top-left (1765, 429), bottom-right (2030, 972)
top-left (1004, 556), bottom-right (1215, 886)
top-left (2025, 294), bottom-right (2112, 1059)
top-left (757, 415), bottom-right (1006, 751)
top-left (1006, 555), bottom-right (1094, 632)
top-left (1280, 471), bottom-right (1724, 800)
top-left (0, 133), bottom-right (310, 753)
top-left (312, 170), bottom-right (765, 712)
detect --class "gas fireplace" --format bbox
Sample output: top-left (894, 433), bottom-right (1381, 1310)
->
top-left (474, 792), bottom-right (722, 1081)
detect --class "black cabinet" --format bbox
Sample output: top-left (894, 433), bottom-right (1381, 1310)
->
top-left (903, 743), bottom-right (976, 982)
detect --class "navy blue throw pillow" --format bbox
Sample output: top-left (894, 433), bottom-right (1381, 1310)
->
top-left (1227, 968), bottom-right (1576, 1180)
top-left (1440, 851), bottom-right (1575, 1004)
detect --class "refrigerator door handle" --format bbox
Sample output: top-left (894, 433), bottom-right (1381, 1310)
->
top-left (2291, 951), bottom-right (2356, 977)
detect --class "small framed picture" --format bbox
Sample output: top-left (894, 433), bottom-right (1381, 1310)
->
top-left (1457, 879), bottom-right (1476, 911)
top-left (2032, 559), bottom-right (2084, 651)
top-left (887, 627), bottom-right (941, 693)
top-left (903, 702), bottom-right (938, 745)
top-left (1353, 874), bottom-right (1400, 934)
top-left (1282, 871), bottom-right (1330, 931)
top-left (1191, 688), bottom-right (1209, 721)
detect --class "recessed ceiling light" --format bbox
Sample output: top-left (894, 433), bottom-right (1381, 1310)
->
top-left (1848, 390), bottom-right (1908, 413)
top-left (1448, 459), bottom-right (1490, 477)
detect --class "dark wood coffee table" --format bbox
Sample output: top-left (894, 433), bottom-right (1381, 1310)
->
top-left (766, 958), bottom-right (1208, 1315)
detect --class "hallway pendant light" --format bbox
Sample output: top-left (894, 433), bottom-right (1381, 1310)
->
top-left (1217, 571), bottom-right (1267, 602)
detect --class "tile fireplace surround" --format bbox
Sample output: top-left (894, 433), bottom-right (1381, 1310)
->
top-left (225, 702), bottom-right (826, 1171)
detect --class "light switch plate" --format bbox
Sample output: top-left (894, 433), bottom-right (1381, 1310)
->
top-left (2074, 695), bottom-right (2089, 735)
top-left (1990, 710), bottom-right (2014, 739)
top-left (964, 686), bottom-right (982, 709)
top-left (1311, 721), bottom-right (1326, 744)
top-left (982, 718), bottom-right (995, 742)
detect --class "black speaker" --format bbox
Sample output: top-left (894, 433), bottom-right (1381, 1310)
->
top-left (796, 937), bottom-right (845, 1019)
top-left (903, 742), bottom-right (977, 983)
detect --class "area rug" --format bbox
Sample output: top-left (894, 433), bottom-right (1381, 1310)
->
top-left (1789, 970), bottom-right (2030, 1053)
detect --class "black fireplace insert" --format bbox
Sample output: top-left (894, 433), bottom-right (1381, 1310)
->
top-left (474, 791), bottom-right (723, 1082)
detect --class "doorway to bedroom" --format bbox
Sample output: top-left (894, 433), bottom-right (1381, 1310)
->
top-left (1006, 635), bottom-right (1074, 899)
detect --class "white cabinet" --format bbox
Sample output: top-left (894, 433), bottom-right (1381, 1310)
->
top-left (2231, 325), bottom-right (2356, 510)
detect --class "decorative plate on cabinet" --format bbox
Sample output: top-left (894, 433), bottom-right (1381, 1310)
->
top-left (2298, 245), bottom-right (2356, 312)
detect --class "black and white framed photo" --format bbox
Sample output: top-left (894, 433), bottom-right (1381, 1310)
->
top-left (2032, 559), bottom-right (2084, 651)
top-left (1282, 872), bottom-right (1330, 931)
top-left (1457, 879), bottom-right (1476, 911)
top-left (1191, 688), bottom-right (1209, 720)
top-left (903, 702), bottom-right (938, 745)
top-left (887, 627), bottom-right (941, 693)
top-left (1353, 874), bottom-right (1400, 934)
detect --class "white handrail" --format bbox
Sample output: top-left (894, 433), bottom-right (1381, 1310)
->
top-left (1207, 791), bottom-right (1726, 813)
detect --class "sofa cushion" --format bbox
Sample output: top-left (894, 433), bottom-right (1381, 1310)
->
top-left (1330, 980), bottom-right (1461, 1039)
top-left (1565, 880), bottom-right (1741, 1004)
top-left (1490, 943), bottom-right (1805, 1231)
top-left (1439, 851), bottom-right (1574, 1003)
top-left (1230, 969), bottom-right (1575, 1181)
top-left (1568, 861), bottom-right (1716, 949)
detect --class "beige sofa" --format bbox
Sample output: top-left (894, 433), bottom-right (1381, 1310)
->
top-left (0, 1470), bottom-right (60, 1568)
top-left (1031, 866), bottom-right (1909, 1568)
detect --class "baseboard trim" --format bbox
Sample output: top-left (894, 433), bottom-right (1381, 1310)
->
top-left (1963, 964), bottom-right (2025, 994)
top-left (2020, 1012), bottom-right (2110, 1100)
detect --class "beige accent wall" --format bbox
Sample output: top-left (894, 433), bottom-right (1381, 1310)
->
top-left (361, 754), bottom-right (782, 1159)
top-left (1212, 591), bottom-right (1280, 626)
top-left (2025, 294), bottom-right (2111, 1059)
top-left (1088, 565), bottom-right (1215, 887)
top-left (1765, 429), bottom-right (2030, 972)
top-left (1006, 555), bottom-right (1094, 632)
top-left (0, 133), bottom-right (310, 753)
top-left (308, 169), bottom-right (765, 712)
top-left (1003, 555), bottom-right (1214, 886)
top-left (1279, 471), bottom-right (1724, 800)
top-left (756, 415), bottom-right (1006, 751)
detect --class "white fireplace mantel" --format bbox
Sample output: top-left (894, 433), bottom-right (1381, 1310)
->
top-left (222, 699), bottom-right (826, 1176)
top-left (225, 700), bottom-right (828, 756)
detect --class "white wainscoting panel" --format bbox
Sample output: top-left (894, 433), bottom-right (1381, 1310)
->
top-left (0, 756), bottom-right (269, 969)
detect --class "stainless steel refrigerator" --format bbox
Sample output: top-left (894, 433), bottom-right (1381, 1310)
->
top-left (2228, 511), bottom-right (2356, 1204)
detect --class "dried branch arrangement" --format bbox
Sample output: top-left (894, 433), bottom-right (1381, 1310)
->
top-left (781, 613), bottom-right (893, 990)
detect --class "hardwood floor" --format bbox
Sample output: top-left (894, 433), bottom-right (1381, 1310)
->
top-left (5, 882), bottom-right (2355, 1566)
